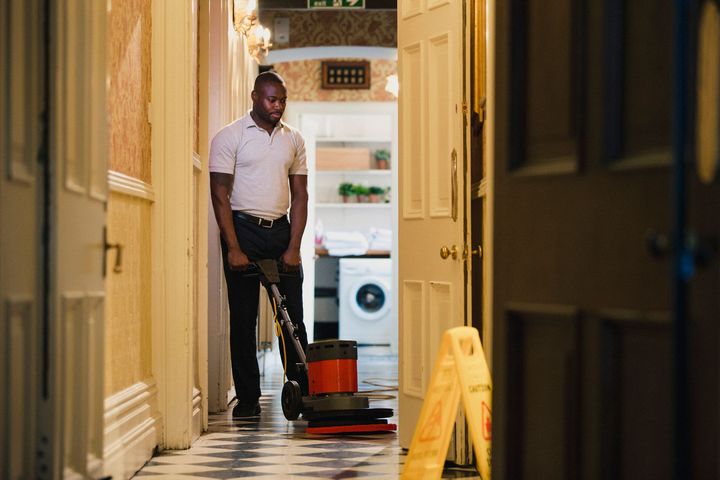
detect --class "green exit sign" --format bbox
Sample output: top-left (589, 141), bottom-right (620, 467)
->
top-left (308, 0), bottom-right (365, 8)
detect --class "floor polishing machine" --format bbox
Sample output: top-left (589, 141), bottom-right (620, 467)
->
top-left (253, 259), bottom-right (397, 435)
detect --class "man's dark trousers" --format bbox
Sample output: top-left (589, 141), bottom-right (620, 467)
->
top-left (220, 211), bottom-right (309, 406)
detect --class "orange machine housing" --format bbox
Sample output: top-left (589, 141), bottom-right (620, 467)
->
top-left (305, 340), bottom-right (359, 396)
top-left (308, 358), bottom-right (358, 395)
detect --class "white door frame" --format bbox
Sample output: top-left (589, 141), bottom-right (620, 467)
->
top-left (205, 0), bottom-right (258, 413)
top-left (150, 0), bottom-right (199, 449)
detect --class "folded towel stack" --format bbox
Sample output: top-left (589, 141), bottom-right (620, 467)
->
top-left (324, 231), bottom-right (369, 256)
top-left (368, 227), bottom-right (392, 251)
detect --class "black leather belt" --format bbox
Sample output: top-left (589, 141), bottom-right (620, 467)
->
top-left (233, 211), bottom-right (287, 228)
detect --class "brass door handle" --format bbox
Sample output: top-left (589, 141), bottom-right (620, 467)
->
top-left (103, 227), bottom-right (124, 276)
top-left (440, 245), bottom-right (459, 260)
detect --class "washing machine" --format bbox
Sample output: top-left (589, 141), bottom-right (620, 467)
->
top-left (338, 258), bottom-right (395, 350)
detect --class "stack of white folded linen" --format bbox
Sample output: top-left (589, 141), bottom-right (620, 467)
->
top-left (324, 231), bottom-right (369, 256)
top-left (368, 227), bottom-right (392, 251)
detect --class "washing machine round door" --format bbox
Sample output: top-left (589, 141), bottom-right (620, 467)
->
top-left (349, 278), bottom-right (391, 321)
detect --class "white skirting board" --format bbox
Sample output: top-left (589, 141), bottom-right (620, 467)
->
top-left (103, 380), bottom-right (161, 479)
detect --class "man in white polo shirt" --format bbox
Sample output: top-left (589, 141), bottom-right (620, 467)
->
top-left (209, 71), bottom-right (308, 417)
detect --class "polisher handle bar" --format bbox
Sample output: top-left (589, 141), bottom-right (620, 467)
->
top-left (267, 282), bottom-right (308, 374)
top-left (242, 260), bottom-right (308, 374)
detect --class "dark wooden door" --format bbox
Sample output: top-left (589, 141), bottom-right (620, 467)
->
top-left (492, 0), bottom-right (720, 479)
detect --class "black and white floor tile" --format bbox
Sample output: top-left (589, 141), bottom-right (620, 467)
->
top-left (133, 349), bottom-right (481, 479)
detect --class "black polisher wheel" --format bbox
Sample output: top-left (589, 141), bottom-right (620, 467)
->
top-left (281, 380), bottom-right (303, 420)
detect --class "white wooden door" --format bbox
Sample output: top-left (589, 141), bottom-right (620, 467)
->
top-left (0, 0), bottom-right (43, 477)
top-left (41, 1), bottom-right (108, 477)
top-left (397, 0), bottom-right (469, 459)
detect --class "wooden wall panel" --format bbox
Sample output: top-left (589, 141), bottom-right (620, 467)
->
top-left (105, 194), bottom-right (153, 397)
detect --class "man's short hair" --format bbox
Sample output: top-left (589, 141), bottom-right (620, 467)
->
top-left (254, 71), bottom-right (285, 91)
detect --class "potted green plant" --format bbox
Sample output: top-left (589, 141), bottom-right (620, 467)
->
top-left (353, 184), bottom-right (370, 203)
top-left (373, 149), bottom-right (391, 170)
top-left (338, 182), bottom-right (354, 203)
top-left (368, 185), bottom-right (385, 203)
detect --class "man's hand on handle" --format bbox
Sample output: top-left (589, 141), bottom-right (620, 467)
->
top-left (227, 246), bottom-right (251, 271)
top-left (281, 248), bottom-right (302, 268)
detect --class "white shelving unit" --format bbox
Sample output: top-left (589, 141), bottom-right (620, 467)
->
top-left (288, 103), bottom-right (396, 235)
top-left (281, 102), bottom-right (398, 343)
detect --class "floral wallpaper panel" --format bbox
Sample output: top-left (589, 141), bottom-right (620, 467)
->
top-left (259, 10), bottom-right (396, 49)
top-left (274, 58), bottom-right (397, 102)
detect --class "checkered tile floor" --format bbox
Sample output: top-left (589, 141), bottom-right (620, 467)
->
top-left (133, 350), bottom-right (481, 479)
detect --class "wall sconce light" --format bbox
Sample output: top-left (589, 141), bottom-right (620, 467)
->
top-left (234, 0), bottom-right (257, 35)
top-left (247, 24), bottom-right (272, 63)
top-left (233, 0), bottom-right (272, 63)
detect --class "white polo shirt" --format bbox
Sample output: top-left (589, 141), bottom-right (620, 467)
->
top-left (209, 113), bottom-right (307, 219)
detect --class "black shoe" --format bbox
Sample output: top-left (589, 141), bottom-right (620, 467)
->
top-left (233, 401), bottom-right (261, 418)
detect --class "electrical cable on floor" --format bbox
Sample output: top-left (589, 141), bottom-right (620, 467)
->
top-left (361, 378), bottom-right (398, 390)
top-left (356, 377), bottom-right (399, 399)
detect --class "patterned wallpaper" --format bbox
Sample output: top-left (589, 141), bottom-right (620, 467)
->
top-left (259, 10), bottom-right (396, 49)
top-left (274, 58), bottom-right (397, 102)
top-left (108, 0), bottom-right (152, 182)
top-left (105, 194), bottom-right (152, 397)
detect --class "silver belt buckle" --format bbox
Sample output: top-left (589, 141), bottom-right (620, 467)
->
top-left (259, 218), bottom-right (273, 228)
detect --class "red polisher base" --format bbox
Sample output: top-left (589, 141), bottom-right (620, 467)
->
top-left (307, 423), bottom-right (397, 435)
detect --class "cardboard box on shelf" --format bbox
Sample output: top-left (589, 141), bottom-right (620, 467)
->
top-left (316, 147), bottom-right (371, 170)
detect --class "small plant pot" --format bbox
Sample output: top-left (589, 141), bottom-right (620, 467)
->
top-left (369, 194), bottom-right (380, 203)
top-left (356, 194), bottom-right (369, 203)
top-left (376, 159), bottom-right (389, 170)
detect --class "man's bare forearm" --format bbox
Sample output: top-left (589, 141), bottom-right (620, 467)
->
top-left (210, 172), bottom-right (241, 251)
top-left (287, 175), bottom-right (308, 252)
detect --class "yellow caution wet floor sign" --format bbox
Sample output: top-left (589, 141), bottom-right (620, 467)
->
top-left (401, 327), bottom-right (492, 479)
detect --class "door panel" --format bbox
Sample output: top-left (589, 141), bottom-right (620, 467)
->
top-left (505, 307), bottom-right (581, 480)
top-left (509, 0), bottom-right (581, 173)
top-left (687, 175), bottom-right (720, 477)
top-left (401, 281), bottom-right (425, 398)
top-left (607, 0), bottom-right (672, 163)
top-left (400, 42), bottom-right (424, 219)
top-left (44, 0), bottom-right (108, 477)
top-left (1, 0), bottom-right (43, 477)
top-left (398, 0), bottom-right (467, 454)
top-left (599, 313), bottom-right (672, 479)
